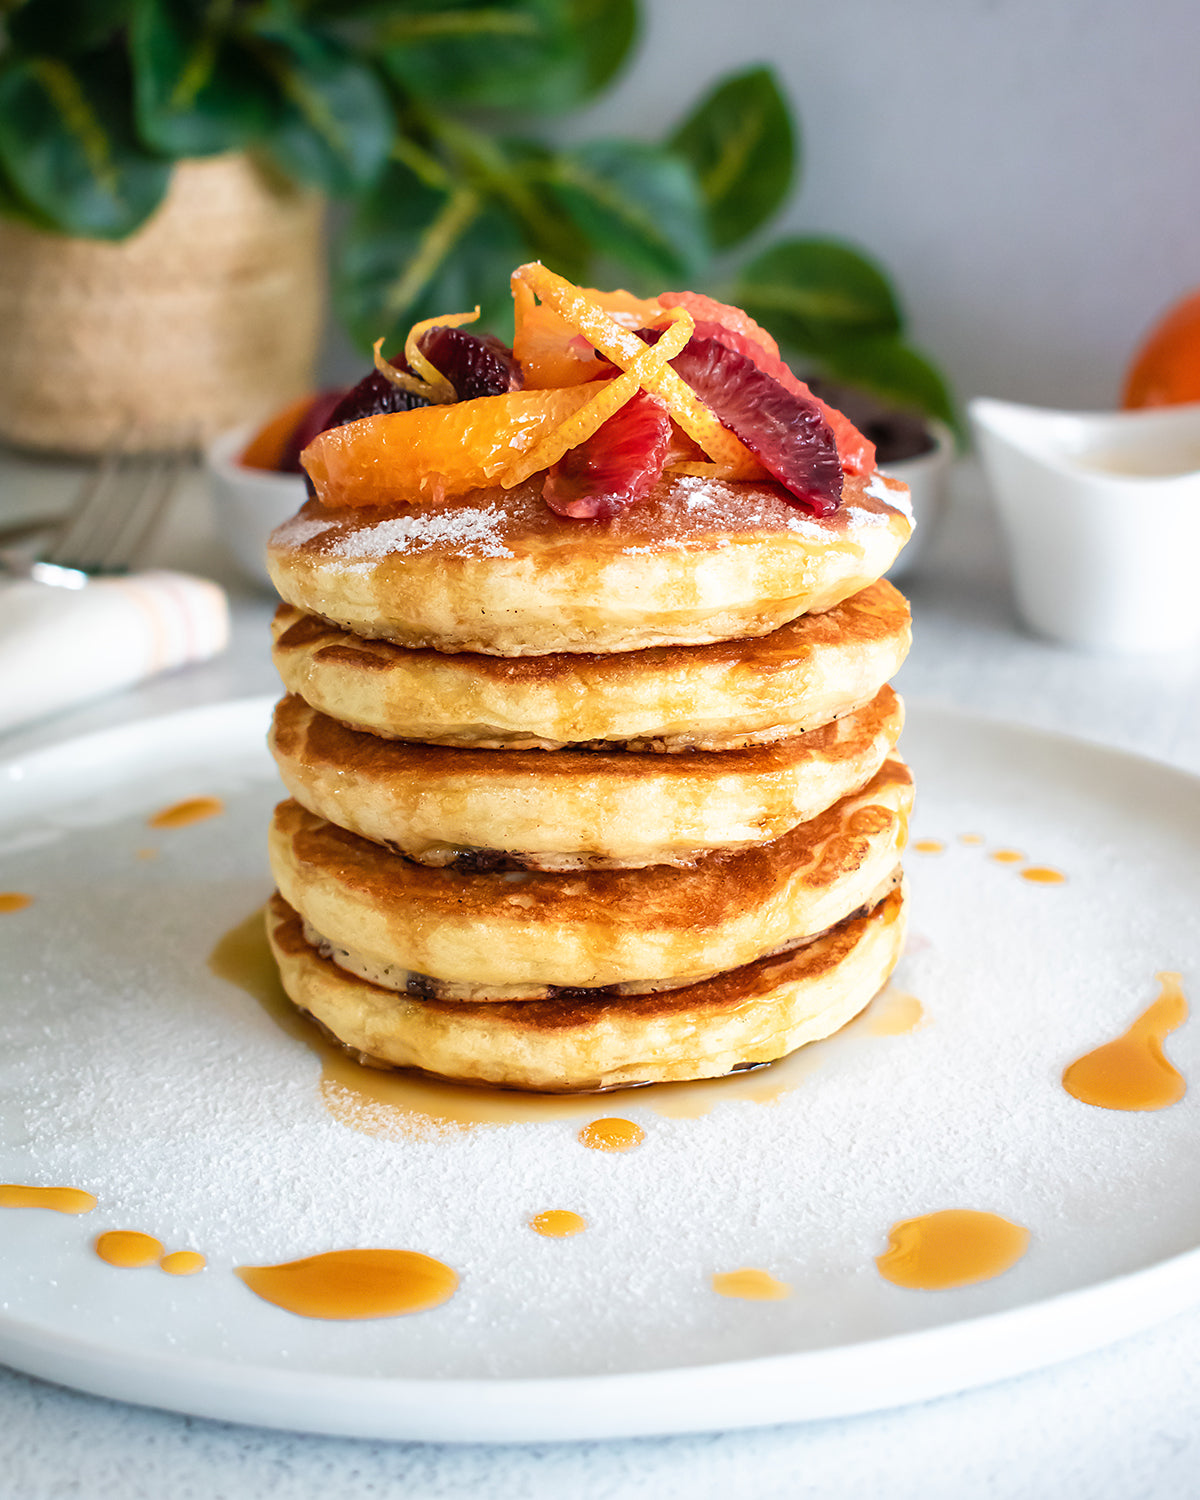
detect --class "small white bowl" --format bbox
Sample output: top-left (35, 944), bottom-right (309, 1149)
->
top-left (881, 419), bottom-right (955, 580)
top-left (971, 397), bottom-right (1200, 652)
top-left (204, 424), bottom-right (307, 591)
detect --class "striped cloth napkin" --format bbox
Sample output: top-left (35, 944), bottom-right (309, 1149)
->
top-left (0, 570), bottom-right (230, 735)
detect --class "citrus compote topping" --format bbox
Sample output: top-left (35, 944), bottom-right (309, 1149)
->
top-left (301, 263), bottom-right (872, 520)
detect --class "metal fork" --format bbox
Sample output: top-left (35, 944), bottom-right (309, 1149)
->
top-left (1, 442), bottom-right (189, 589)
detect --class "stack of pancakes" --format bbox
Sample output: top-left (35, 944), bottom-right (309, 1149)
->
top-left (264, 464), bottom-right (914, 1092)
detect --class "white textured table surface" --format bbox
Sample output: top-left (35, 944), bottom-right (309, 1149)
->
top-left (2, 453), bottom-right (1199, 1499)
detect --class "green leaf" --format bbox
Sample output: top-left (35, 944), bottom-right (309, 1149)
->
top-left (6, 0), bottom-right (132, 56)
top-left (130, 0), bottom-right (278, 157)
top-left (737, 236), bottom-right (902, 345)
top-left (254, 26), bottom-right (392, 195)
top-left (543, 139), bottom-right (708, 286)
top-left (0, 51), bottom-right (170, 237)
top-left (377, 0), bottom-right (618, 113)
top-left (668, 66), bottom-right (794, 250)
top-left (565, 0), bottom-right (637, 95)
top-left (335, 156), bottom-right (526, 350)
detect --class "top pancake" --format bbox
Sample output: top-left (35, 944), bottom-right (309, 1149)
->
top-left (267, 467), bottom-right (912, 656)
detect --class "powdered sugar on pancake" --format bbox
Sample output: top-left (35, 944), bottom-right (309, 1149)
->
top-left (328, 506), bottom-right (515, 562)
top-left (270, 514), bottom-right (335, 547)
top-left (867, 471), bottom-right (914, 523)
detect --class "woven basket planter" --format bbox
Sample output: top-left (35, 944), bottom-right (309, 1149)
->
top-left (0, 154), bottom-right (324, 456)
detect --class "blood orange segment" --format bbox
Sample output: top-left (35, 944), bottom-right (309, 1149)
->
top-left (502, 309), bottom-right (693, 489)
top-left (512, 262), bottom-right (765, 479)
top-left (301, 388), bottom-right (595, 508)
top-left (543, 391), bottom-right (673, 518)
top-left (657, 291), bottom-right (781, 361)
top-left (649, 331), bottom-right (843, 515)
top-left (662, 308), bottom-right (875, 476)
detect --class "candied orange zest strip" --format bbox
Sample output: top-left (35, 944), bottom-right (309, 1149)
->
top-left (512, 262), bottom-right (763, 478)
top-left (664, 461), bottom-right (750, 481)
top-left (404, 306), bottom-right (481, 403)
top-left (371, 338), bottom-right (441, 403)
top-left (501, 309), bottom-right (694, 489)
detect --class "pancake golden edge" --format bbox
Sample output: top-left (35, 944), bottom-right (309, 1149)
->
top-left (270, 687), bottom-right (904, 870)
top-left (270, 577), bottom-right (910, 750)
top-left (266, 884), bottom-right (907, 1092)
top-left (267, 757), bottom-right (912, 996)
top-left (266, 470), bottom-right (912, 657)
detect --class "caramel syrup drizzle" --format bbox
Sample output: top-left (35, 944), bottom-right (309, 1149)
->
top-left (95, 1230), bottom-right (163, 1268)
top-left (1063, 972), bottom-right (1188, 1111)
top-left (712, 1268), bottom-right (792, 1300)
top-left (530, 1210), bottom-right (586, 1237)
top-left (0, 1184), bottom-right (95, 1214)
top-left (148, 796), bottom-right (225, 830)
top-left (876, 1209), bottom-right (1030, 1289)
top-left (235, 1248), bottom-right (458, 1320)
top-left (0, 892), bottom-right (33, 913)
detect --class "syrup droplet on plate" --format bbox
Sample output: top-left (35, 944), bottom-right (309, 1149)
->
top-left (913, 839), bottom-right (944, 854)
top-left (148, 796), bottom-right (224, 830)
top-left (990, 849), bottom-right (1025, 864)
top-left (578, 1118), bottom-right (644, 1152)
top-left (135, 847), bottom-right (159, 861)
top-left (95, 1230), bottom-right (164, 1268)
top-left (529, 1210), bottom-right (586, 1237)
top-left (875, 1210), bottom-right (1029, 1289)
top-left (867, 990), bottom-right (926, 1037)
top-left (0, 892), bottom-right (33, 913)
top-left (0, 1183), bottom-right (96, 1214)
top-left (958, 834), bottom-right (985, 846)
top-left (1021, 866), bottom-right (1066, 884)
top-left (235, 1248), bottom-right (458, 1320)
top-left (209, 910), bottom-right (825, 1133)
top-left (1062, 972), bottom-right (1187, 1111)
top-left (160, 1250), bottom-right (206, 1276)
top-left (712, 1268), bottom-right (792, 1300)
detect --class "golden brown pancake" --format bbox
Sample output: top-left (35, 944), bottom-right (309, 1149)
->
top-left (266, 469), bottom-right (912, 656)
top-left (266, 757), bottom-right (912, 997)
top-left (266, 883), bottom-right (907, 1091)
top-left (270, 578), bottom-right (911, 750)
top-left (269, 687), bottom-right (904, 870)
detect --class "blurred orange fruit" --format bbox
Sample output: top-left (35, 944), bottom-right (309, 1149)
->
top-left (301, 388), bottom-right (594, 507)
top-left (1122, 288), bottom-right (1200, 407)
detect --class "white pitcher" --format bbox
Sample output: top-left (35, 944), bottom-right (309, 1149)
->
top-left (970, 397), bottom-right (1200, 651)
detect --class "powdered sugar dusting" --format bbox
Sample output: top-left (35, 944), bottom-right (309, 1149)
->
top-left (868, 471), bottom-right (914, 523)
top-left (269, 515), bottom-right (333, 548)
top-left (330, 507), bottom-right (514, 561)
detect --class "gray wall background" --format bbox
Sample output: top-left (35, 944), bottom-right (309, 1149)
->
top-left (561, 0), bottom-right (1200, 411)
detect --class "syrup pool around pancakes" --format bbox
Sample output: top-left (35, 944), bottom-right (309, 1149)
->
top-left (235, 1248), bottom-right (458, 1319)
top-left (209, 909), bottom-right (842, 1136)
top-left (1062, 972), bottom-right (1188, 1111)
top-left (875, 1210), bottom-right (1030, 1290)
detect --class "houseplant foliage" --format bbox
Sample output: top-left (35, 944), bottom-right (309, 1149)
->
top-left (0, 0), bottom-right (953, 425)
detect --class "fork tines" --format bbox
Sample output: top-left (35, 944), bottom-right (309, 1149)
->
top-left (41, 444), bottom-right (188, 576)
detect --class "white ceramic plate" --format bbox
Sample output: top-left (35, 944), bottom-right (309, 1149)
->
top-left (1, 698), bottom-right (1198, 1442)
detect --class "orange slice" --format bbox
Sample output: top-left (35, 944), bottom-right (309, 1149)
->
top-left (301, 388), bottom-right (595, 508)
top-left (512, 263), bottom-right (766, 479)
top-left (1123, 288), bottom-right (1200, 407)
top-left (502, 308), bottom-right (694, 488)
top-left (513, 279), bottom-right (665, 389)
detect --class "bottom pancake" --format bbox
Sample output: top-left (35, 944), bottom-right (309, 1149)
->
top-left (265, 883), bottom-right (907, 1092)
